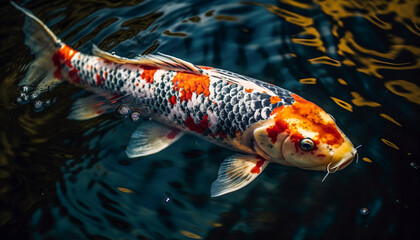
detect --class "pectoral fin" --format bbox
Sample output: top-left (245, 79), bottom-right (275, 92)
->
top-left (126, 121), bottom-right (184, 158)
top-left (210, 154), bottom-right (269, 197)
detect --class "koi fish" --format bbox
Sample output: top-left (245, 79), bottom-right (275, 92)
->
top-left (12, 2), bottom-right (357, 197)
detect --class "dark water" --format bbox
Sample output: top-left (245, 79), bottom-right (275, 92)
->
top-left (1, 0), bottom-right (419, 239)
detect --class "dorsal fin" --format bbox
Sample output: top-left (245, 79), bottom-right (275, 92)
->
top-left (92, 45), bottom-right (203, 75)
top-left (208, 68), bottom-right (276, 96)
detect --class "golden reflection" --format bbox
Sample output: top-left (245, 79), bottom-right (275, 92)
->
top-left (337, 78), bottom-right (348, 85)
top-left (292, 27), bottom-right (326, 52)
top-left (299, 78), bottom-right (317, 84)
top-left (163, 30), bottom-right (188, 37)
top-left (315, 0), bottom-right (420, 36)
top-left (180, 230), bottom-right (202, 239)
top-left (362, 157), bottom-right (373, 163)
top-left (338, 32), bottom-right (420, 78)
top-left (308, 56), bottom-right (341, 66)
top-left (214, 15), bottom-right (237, 21)
top-left (279, 0), bottom-right (314, 9)
top-left (189, 16), bottom-right (201, 22)
top-left (379, 113), bottom-right (402, 127)
top-left (381, 138), bottom-right (400, 150)
top-left (242, 1), bottom-right (326, 52)
top-left (330, 97), bottom-right (353, 112)
top-left (211, 222), bottom-right (223, 227)
top-left (263, 4), bottom-right (313, 27)
top-left (385, 80), bottom-right (420, 105)
top-left (117, 187), bottom-right (134, 193)
top-left (350, 92), bottom-right (381, 107)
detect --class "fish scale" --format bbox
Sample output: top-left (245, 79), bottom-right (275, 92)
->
top-left (71, 51), bottom-right (294, 140)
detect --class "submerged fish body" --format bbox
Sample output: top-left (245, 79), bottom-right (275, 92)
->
top-left (12, 2), bottom-right (357, 197)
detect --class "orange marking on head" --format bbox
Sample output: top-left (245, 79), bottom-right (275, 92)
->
top-left (172, 72), bottom-right (210, 102)
top-left (267, 93), bottom-right (343, 147)
top-left (141, 69), bottom-right (157, 84)
top-left (244, 88), bottom-right (253, 93)
top-left (270, 96), bottom-right (282, 104)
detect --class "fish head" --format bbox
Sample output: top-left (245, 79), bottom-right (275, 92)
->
top-left (253, 94), bottom-right (356, 172)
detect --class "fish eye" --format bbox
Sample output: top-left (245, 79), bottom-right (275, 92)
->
top-left (299, 138), bottom-right (315, 151)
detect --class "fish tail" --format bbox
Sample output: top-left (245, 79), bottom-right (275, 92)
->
top-left (12, 1), bottom-right (63, 96)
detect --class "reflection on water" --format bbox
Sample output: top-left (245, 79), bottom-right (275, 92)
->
top-left (1, 0), bottom-right (419, 239)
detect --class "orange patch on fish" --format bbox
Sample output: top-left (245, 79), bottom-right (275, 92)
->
top-left (96, 73), bottom-right (104, 85)
top-left (141, 69), bottom-right (157, 83)
top-left (59, 44), bottom-right (77, 60)
top-left (167, 129), bottom-right (181, 139)
top-left (267, 94), bottom-right (343, 147)
top-left (52, 44), bottom-right (80, 82)
top-left (168, 95), bottom-right (177, 106)
top-left (245, 88), bottom-right (253, 93)
top-left (172, 72), bottom-right (210, 102)
top-left (250, 156), bottom-right (266, 174)
top-left (185, 115), bottom-right (210, 134)
top-left (270, 96), bottom-right (282, 104)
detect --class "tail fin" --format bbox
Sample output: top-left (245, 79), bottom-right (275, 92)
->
top-left (12, 1), bottom-right (63, 96)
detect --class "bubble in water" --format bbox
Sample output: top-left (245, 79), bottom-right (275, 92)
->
top-left (409, 162), bottom-right (419, 170)
top-left (30, 93), bottom-right (39, 100)
top-left (17, 93), bottom-right (30, 104)
top-left (360, 207), bottom-right (370, 215)
top-left (21, 85), bottom-right (30, 93)
top-left (130, 112), bottom-right (141, 122)
top-left (33, 100), bottom-right (44, 112)
top-left (165, 197), bottom-right (170, 203)
top-left (44, 99), bottom-right (51, 107)
top-left (115, 104), bottom-right (130, 117)
top-left (16, 97), bottom-right (23, 104)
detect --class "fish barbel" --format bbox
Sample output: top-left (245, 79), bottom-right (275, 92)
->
top-left (12, 2), bottom-right (357, 197)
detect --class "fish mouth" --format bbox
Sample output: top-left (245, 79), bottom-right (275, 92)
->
top-left (332, 148), bottom-right (357, 172)
top-left (337, 155), bottom-right (354, 170)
